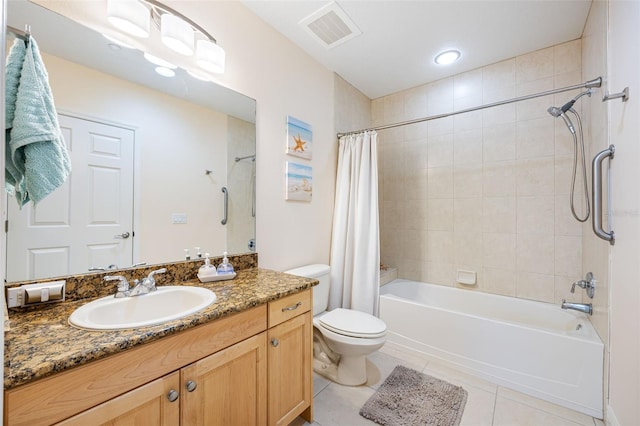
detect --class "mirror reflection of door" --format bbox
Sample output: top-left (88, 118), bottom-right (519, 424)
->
top-left (6, 114), bottom-right (134, 281)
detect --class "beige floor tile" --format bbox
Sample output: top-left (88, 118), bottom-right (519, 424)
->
top-left (497, 387), bottom-right (596, 426)
top-left (365, 347), bottom-right (429, 389)
top-left (312, 382), bottom-right (377, 426)
top-left (313, 373), bottom-right (331, 397)
top-left (493, 396), bottom-right (585, 426)
top-left (422, 361), bottom-right (499, 394)
top-left (288, 417), bottom-right (318, 426)
top-left (459, 387), bottom-right (496, 426)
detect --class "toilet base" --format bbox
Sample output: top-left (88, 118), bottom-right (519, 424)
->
top-left (313, 353), bottom-right (369, 386)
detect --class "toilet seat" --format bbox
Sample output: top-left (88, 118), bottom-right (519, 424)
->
top-left (318, 308), bottom-right (386, 339)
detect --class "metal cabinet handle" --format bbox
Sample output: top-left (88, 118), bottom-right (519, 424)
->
top-left (186, 380), bottom-right (197, 392)
top-left (221, 187), bottom-right (228, 225)
top-left (114, 232), bottom-right (130, 239)
top-left (591, 145), bottom-right (615, 245)
top-left (271, 338), bottom-right (279, 347)
top-left (167, 390), bottom-right (179, 402)
top-left (282, 302), bottom-right (302, 312)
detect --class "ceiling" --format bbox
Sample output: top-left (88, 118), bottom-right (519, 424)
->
top-left (243, 0), bottom-right (592, 99)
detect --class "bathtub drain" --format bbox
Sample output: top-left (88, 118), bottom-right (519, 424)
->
top-left (576, 324), bottom-right (583, 331)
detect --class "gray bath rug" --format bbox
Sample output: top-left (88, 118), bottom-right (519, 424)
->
top-left (359, 365), bottom-right (468, 426)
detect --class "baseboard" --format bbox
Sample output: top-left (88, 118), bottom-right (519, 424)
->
top-left (606, 405), bottom-right (620, 426)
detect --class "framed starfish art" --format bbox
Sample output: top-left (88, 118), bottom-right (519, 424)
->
top-left (286, 115), bottom-right (312, 160)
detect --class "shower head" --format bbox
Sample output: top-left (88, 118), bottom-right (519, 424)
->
top-left (560, 88), bottom-right (593, 113)
top-left (547, 106), bottom-right (576, 134)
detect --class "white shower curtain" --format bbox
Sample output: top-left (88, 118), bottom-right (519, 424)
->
top-left (329, 131), bottom-right (380, 316)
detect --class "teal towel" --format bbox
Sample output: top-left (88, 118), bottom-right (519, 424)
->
top-left (5, 37), bottom-right (71, 206)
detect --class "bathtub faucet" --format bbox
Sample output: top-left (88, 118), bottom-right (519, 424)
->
top-left (561, 299), bottom-right (593, 315)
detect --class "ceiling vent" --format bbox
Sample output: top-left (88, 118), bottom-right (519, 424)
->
top-left (299, 2), bottom-right (361, 49)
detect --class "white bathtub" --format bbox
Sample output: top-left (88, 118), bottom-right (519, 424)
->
top-left (379, 279), bottom-right (604, 418)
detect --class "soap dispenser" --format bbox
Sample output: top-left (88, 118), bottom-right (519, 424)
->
top-left (197, 253), bottom-right (218, 282)
top-left (216, 252), bottom-right (235, 275)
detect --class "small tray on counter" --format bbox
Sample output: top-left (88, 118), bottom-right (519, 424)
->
top-left (197, 272), bottom-right (236, 283)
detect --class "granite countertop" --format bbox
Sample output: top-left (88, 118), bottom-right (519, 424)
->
top-left (4, 268), bottom-right (317, 390)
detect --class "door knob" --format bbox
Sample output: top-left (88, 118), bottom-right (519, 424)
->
top-left (114, 232), bottom-right (130, 239)
top-left (271, 338), bottom-right (279, 347)
top-left (186, 380), bottom-right (197, 392)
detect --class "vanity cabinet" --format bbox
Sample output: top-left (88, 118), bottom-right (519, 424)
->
top-left (267, 290), bottom-right (313, 426)
top-left (5, 290), bottom-right (314, 426)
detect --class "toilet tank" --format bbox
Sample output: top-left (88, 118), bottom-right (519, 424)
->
top-left (284, 264), bottom-right (330, 316)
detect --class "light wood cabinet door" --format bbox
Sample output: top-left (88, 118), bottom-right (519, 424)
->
top-left (268, 312), bottom-right (312, 426)
top-left (55, 372), bottom-right (180, 426)
top-left (180, 332), bottom-right (267, 426)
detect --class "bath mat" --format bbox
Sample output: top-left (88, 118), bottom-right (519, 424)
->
top-left (359, 365), bottom-right (467, 426)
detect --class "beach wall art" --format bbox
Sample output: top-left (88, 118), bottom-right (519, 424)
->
top-left (286, 116), bottom-right (313, 160)
top-left (285, 161), bottom-right (312, 202)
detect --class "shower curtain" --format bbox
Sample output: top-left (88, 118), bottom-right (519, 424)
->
top-left (329, 131), bottom-right (380, 316)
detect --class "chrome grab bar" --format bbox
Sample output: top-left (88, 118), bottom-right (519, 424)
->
top-left (221, 187), bottom-right (228, 225)
top-left (592, 145), bottom-right (615, 245)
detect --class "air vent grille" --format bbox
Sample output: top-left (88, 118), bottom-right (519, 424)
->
top-left (300, 2), bottom-right (361, 49)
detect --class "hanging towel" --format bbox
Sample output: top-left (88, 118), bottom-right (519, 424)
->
top-left (5, 37), bottom-right (71, 206)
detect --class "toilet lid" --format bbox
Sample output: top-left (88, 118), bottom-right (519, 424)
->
top-left (319, 308), bottom-right (386, 338)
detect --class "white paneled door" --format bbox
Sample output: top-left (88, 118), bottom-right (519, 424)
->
top-left (6, 115), bottom-right (135, 282)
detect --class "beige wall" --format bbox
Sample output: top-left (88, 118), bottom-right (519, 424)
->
top-left (605, 0), bottom-right (640, 423)
top-left (376, 40), bottom-right (586, 305)
top-left (581, 0), bottom-right (611, 417)
top-left (169, 1), bottom-right (337, 271)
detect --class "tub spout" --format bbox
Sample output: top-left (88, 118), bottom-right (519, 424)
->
top-left (561, 299), bottom-right (593, 315)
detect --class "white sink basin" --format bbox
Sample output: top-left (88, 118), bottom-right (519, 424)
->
top-left (69, 286), bottom-right (217, 331)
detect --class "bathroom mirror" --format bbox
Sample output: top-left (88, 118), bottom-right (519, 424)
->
top-left (5, 0), bottom-right (256, 283)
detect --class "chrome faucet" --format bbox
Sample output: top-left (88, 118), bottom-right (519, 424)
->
top-left (561, 299), bottom-right (593, 315)
top-left (104, 275), bottom-right (131, 298)
top-left (128, 268), bottom-right (167, 296)
top-left (104, 268), bottom-right (167, 298)
top-left (571, 272), bottom-right (596, 299)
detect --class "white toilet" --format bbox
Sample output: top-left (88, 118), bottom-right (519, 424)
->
top-left (285, 264), bottom-right (386, 386)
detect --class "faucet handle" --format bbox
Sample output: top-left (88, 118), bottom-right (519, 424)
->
top-left (104, 275), bottom-right (129, 288)
top-left (147, 268), bottom-right (167, 279)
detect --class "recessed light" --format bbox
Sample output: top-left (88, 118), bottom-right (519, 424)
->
top-left (155, 66), bottom-right (176, 77)
top-left (144, 52), bottom-right (177, 69)
top-left (434, 49), bottom-right (461, 65)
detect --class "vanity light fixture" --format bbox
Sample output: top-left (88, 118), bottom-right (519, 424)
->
top-left (107, 0), bottom-right (150, 38)
top-left (144, 52), bottom-right (177, 69)
top-left (155, 66), bottom-right (176, 77)
top-left (107, 0), bottom-right (226, 74)
top-left (160, 13), bottom-right (194, 55)
top-left (434, 49), bottom-right (461, 65)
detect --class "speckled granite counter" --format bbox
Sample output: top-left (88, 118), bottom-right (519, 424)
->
top-left (4, 268), bottom-right (317, 390)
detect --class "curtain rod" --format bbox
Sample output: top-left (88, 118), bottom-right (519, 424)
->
top-left (337, 76), bottom-right (603, 138)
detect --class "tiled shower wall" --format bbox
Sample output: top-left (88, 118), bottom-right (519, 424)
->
top-left (376, 40), bottom-right (586, 304)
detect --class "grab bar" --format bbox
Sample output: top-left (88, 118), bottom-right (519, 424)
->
top-left (221, 187), bottom-right (228, 225)
top-left (591, 145), bottom-right (615, 245)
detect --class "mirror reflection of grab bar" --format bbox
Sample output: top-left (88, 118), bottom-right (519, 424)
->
top-left (591, 145), bottom-right (615, 245)
top-left (221, 186), bottom-right (228, 225)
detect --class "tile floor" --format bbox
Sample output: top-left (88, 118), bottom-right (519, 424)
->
top-left (291, 342), bottom-right (605, 426)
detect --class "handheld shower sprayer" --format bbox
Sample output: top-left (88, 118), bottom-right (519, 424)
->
top-left (547, 88), bottom-right (593, 223)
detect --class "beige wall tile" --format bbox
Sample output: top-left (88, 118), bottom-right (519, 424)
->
top-left (554, 195), bottom-right (583, 236)
top-left (454, 232), bottom-right (483, 266)
top-left (427, 230), bottom-right (454, 263)
top-left (483, 197), bottom-right (517, 233)
top-left (427, 166), bottom-right (454, 198)
top-left (427, 198), bottom-right (454, 231)
top-left (483, 267), bottom-right (517, 296)
top-left (516, 233), bottom-right (554, 275)
top-left (404, 138), bottom-right (428, 171)
top-left (428, 133), bottom-right (454, 167)
top-left (555, 235), bottom-right (582, 277)
top-left (405, 168), bottom-right (428, 201)
top-left (404, 84), bottom-right (428, 120)
top-left (516, 118), bottom-right (555, 159)
top-left (425, 261), bottom-right (454, 286)
top-left (516, 77), bottom-right (554, 120)
top-left (517, 195), bottom-right (555, 235)
top-left (516, 46), bottom-right (554, 84)
top-left (483, 233), bottom-right (517, 269)
top-left (454, 129), bottom-right (483, 165)
top-left (516, 157), bottom-right (555, 196)
top-left (483, 161), bottom-right (517, 197)
top-left (454, 164), bottom-right (483, 198)
top-left (554, 39), bottom-right (582, 75)
top-left (483, 123), bottom-right (516, 162)
top-left (516, 271), bottom-right (555, 302)
top-left (455, 198), bottom-right (483, 232)
top-left (483, 58), bottom-right (516, 94)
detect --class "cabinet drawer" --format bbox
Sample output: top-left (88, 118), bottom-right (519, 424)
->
top-left (268, 289), bottom-right (311, 327)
